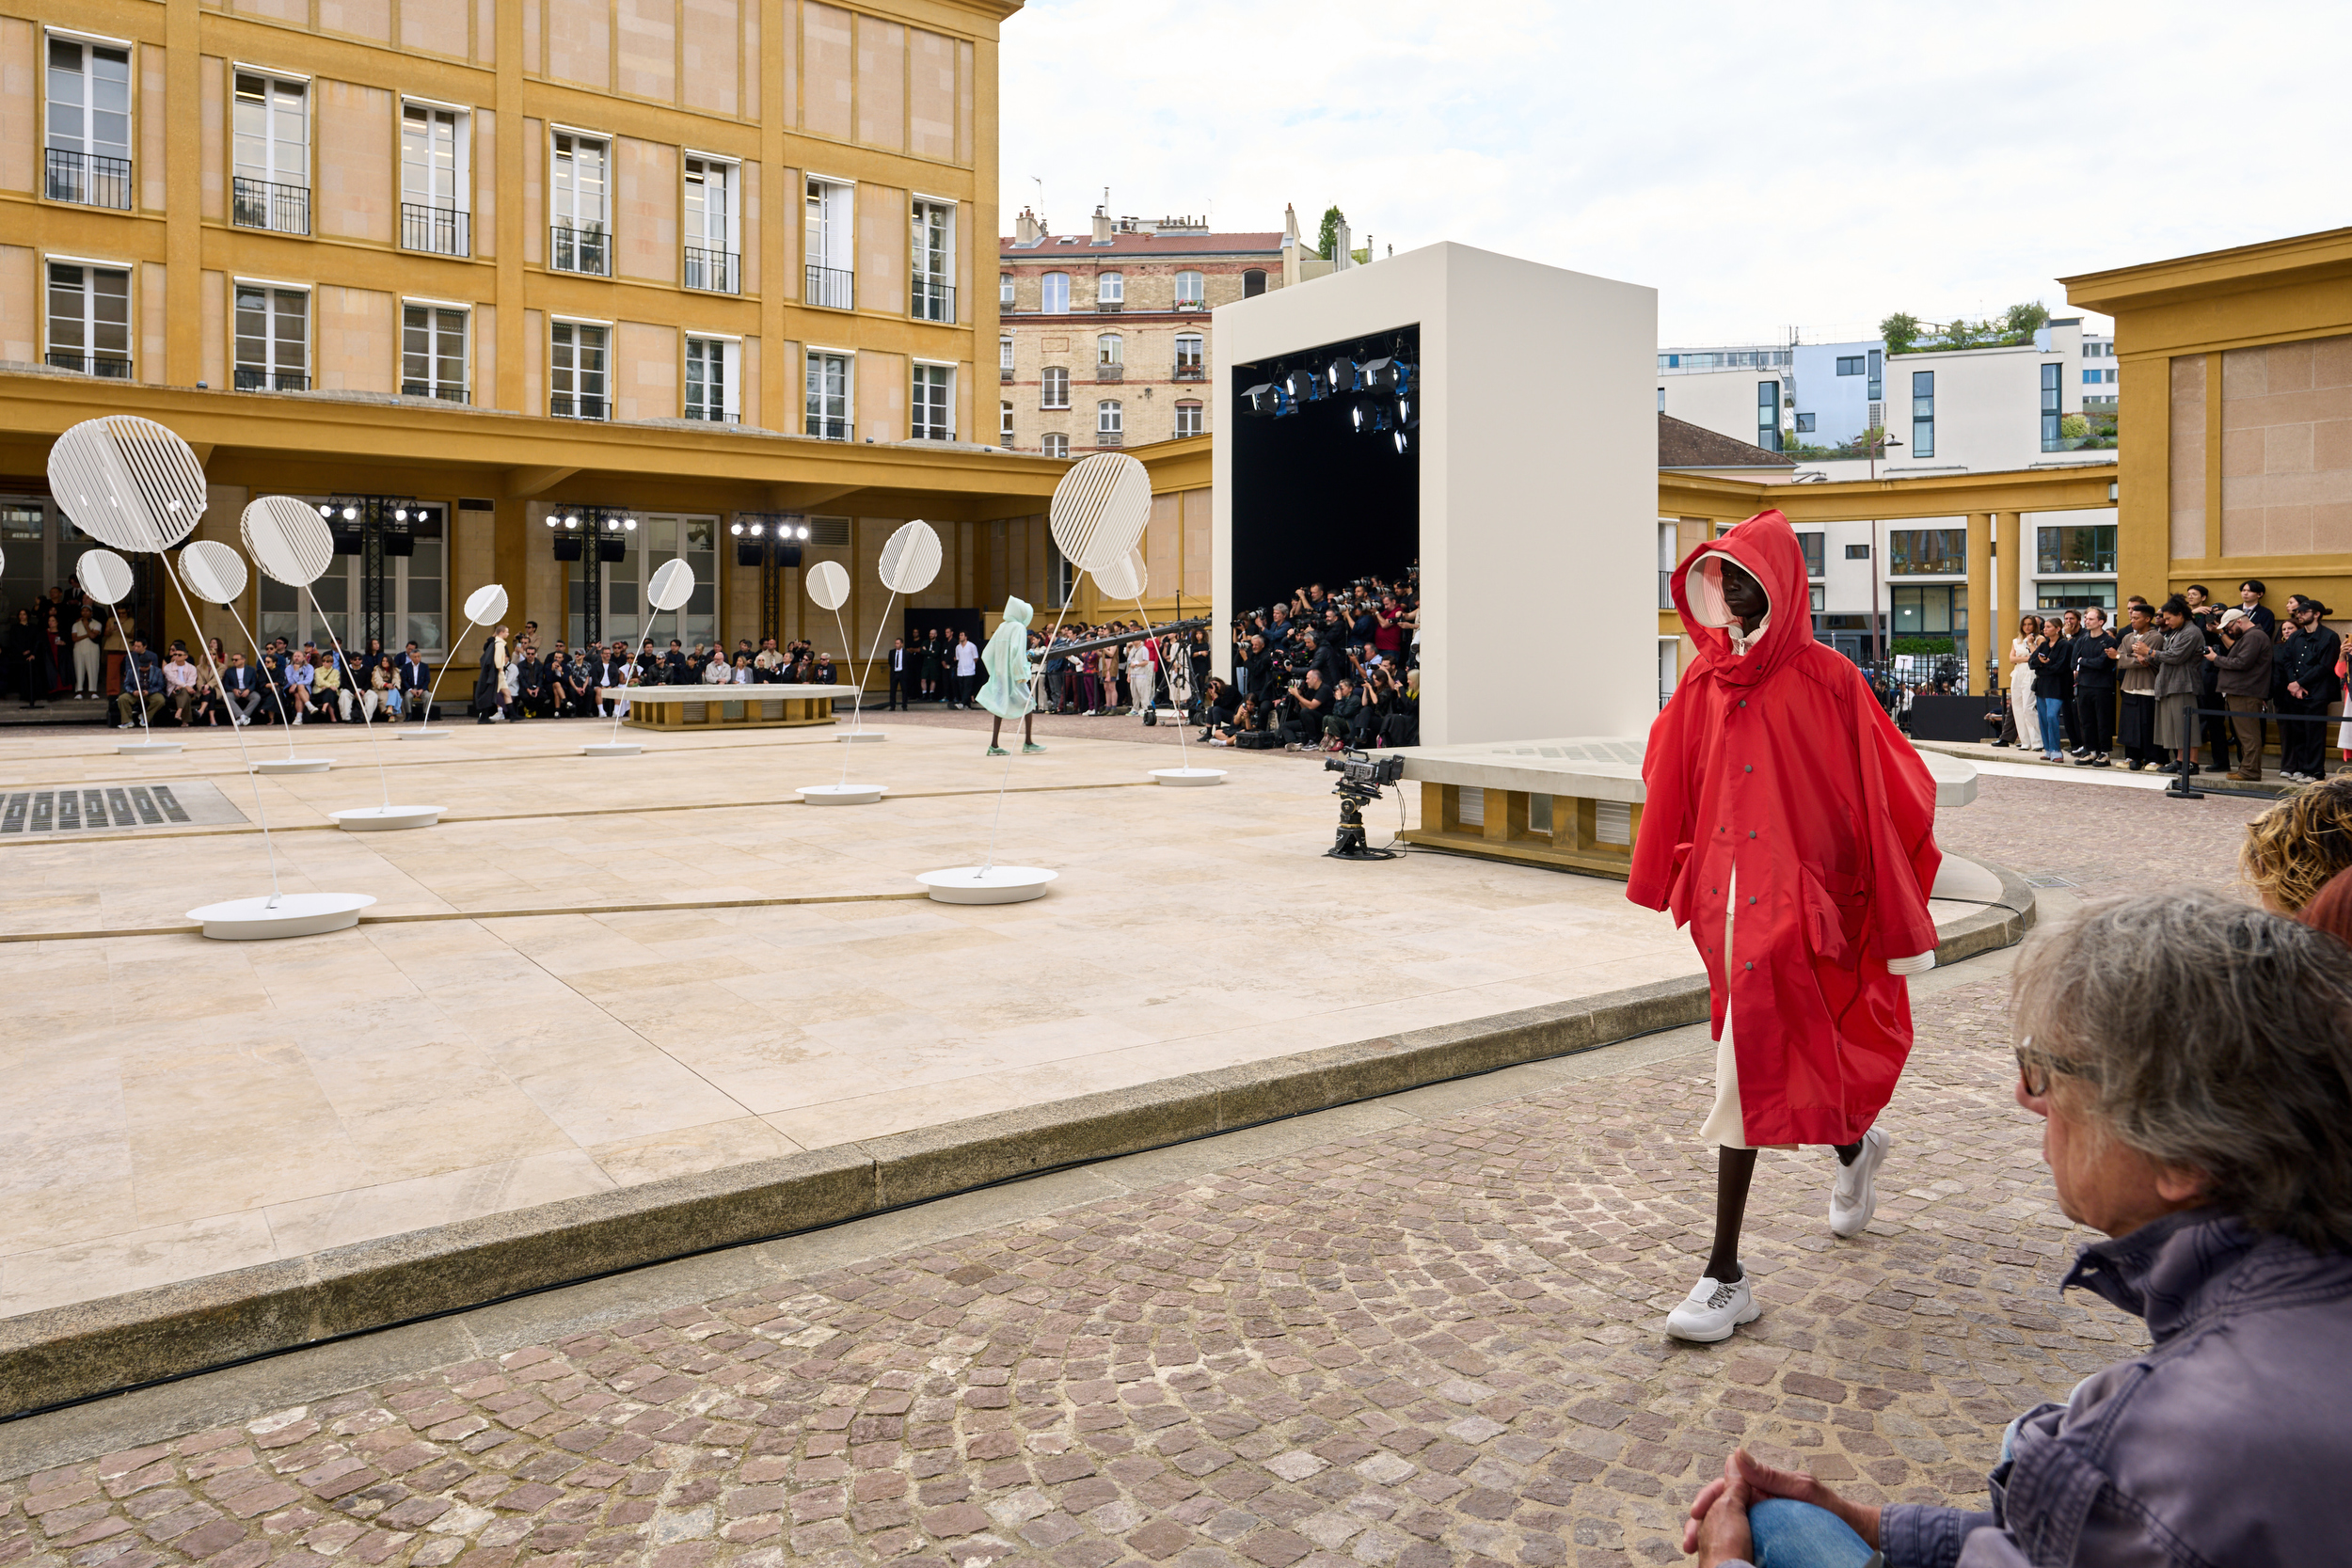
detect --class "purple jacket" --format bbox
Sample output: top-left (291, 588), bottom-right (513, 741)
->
top-left (1875, 1209), bottom-right (2352, 1566)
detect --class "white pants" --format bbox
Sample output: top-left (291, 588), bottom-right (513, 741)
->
top-left (73, 640), bottom-right (101, 693)
top-left (1129, 666), bottom-right (1154, 717)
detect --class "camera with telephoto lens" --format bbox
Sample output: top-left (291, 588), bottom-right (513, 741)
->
top-left (1325, 750), bottom-right (1403, 789)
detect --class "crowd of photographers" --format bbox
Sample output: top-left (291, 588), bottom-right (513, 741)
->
top-left (1207, 574), bottom-right (1422, 751)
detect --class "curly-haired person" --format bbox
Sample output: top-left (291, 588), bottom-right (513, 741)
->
top-left (2241, 773), bottom-right (2352, 914)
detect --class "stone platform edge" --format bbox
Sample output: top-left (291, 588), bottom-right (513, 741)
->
top-left (0, 863), bottom-right (2037, 1418)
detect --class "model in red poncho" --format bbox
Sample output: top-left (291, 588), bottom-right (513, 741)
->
top-left (1629, 508), bottom-right (1943, 1342)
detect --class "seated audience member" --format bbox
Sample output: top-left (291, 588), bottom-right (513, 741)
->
top-left (731, 654), bottom-right (755, 684)
top-left (221, 651), bottom-right (267, 726)
top-left (813, 653), bottom-right (838, 685)
top-left (160, 645), bottom-right (200, 724)
top-left (283, 648), bottom-right (318, 722)
top-left (114, 638), bottom-right (163, 728)
top-left (702, 647), bottom-right (734, 685)
top-left (2240, 774), bottom-right (2352, 914)
top-left (396, 642), bottom-right (432, 720)
top-left (310, 649), bottom-right (346, 722)
top-left (1679, 891), bottom-right (2352, 1568)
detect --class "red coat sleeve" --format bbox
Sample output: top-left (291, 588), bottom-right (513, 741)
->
top-left (1851, 682), bottom-right (1942, 961)
top-left (1628, 678), bottom-right (1701, 923)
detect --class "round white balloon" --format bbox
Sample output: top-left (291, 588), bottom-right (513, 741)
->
top-left (46, 417), bottom-right (209, 553)
top-left (1094, 546), bottom-right (1149, 602)
top-left (1048, 452), bottom-right (1152, 575)
top-left (76, 547), bottom-right (136, 607)
top-left (464, 583), bottom-right (509, 626)
top-left (240, 496), bottom-right (337, 587)
top-left (805, 559), bottom-right (850, 611)
top-left (180, 540), bottom-right (249, 605)
top-left (879, 520), bottom-right (943, 594)
top-left (647, 558), bottom-right (696, 613)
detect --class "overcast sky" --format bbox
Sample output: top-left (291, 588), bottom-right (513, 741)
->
top-left (999, 0), bottom-right (2351, 347)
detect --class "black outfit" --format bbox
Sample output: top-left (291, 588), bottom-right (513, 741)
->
top-left (2070, 629), bottom-right (2119, 761)
top-left (2027, 637), bottom-right (2067, 701)
top-left (2189, 608), bottom-right (2233, 769)
top-left (2275, 624), bottom-right (2344, 777)
top-left (886, 647), bottom-right (911, 709)
top-left (9, 619), bottom-right (47, 705)
top-left (2047, 631), bottom-right (2079, 749)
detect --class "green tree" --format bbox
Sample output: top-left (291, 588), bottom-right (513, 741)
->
top-left (1940, 316), bottom-right (1981, 351)
top-left (1880, 311), bottom-right (1921, 355)
top-left (1317, 205), bottom-right (1346, 261)
top-left (2002, 300), bottom-right (2050, 340)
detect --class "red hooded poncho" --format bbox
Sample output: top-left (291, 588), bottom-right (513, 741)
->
top-left (1628, 509), bottom-right (1942, 1147)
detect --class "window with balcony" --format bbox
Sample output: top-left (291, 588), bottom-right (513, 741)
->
top-left (1000, 401), bottom-right (1014, 443)
top-left (1910, 369), bottom-right (1934, 459)
top-left (549, 320), bottom-right (608, 419)
top-left (2039, 362), bottom-right (2063, 451)
top-left (233, 71), bottom-right (310, 234)
top-left (1042, 433), bottom-right (1069, 459)
top-left (2038, 524), bottom-right (2116, 575)
top-left (1096, 399), bottom-right (1122, 444)
top-left (1040, 271), bottom-right (1070, 313)
top-left (999, 272), bottom-right (1014, 308)
top-left (1174, 401), bottom-right (1202, 437)
top-left (233, 283), bottom-right (309, 390)
top-left (1888, 527), bottom-right (1966, 575)
top-left (804, 178), bottom-right (852, 308)
top-left (1174, 270), bottom-right (1204, 308)
top-left (912, 363), bottom-right (953, 441)
top-left (1756, 380), bottom-right (1781, 451)
top-left (684, 335), bottom-right (739, 421)
top-left (400, 103), bottom-right (469, 256)
top-left (805, 350), bottom-right (850, 439)
top-left (549, 133), bottom-right (610, 276)
top-left (45, 37), bottom-right (132, 210)
top-left (44, 261), bottom-right (131, 378)
top-left (1174, 332), bottom-right (1203, 380)
top-left (683, 157), bottom-right (739, 293)
top-left (999, 333), bottom-right (1013, 380)
top-left (1096, 271), bottom-right (1123, 309)
top-left (1096, 333), bottom-right (1122, 380)
top-left (401, 303), bottom-right (468, 402)
top-left (910, 198), bottom-right (954, 322)
top-left (1041, 366), bottom-right (1069, 409)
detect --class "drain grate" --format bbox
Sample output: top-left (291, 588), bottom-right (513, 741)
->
top-left (0, 781), bottom-right (247, 834)
top-left (2023, 872), bottom-right (2078, 889)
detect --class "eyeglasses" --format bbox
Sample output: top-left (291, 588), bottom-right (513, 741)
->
top-left (2014, 1037), bottom-right (2099, 1098)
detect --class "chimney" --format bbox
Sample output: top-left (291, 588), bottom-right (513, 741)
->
top-left (1015, 207), bottom-right (1041, 245)
top-left (1281, 203), bottom-right (1300, 288)
top-left (1333, 216), bottom-right (1353, 270)
top-left (1091, 204), bottom-right (1112, 244)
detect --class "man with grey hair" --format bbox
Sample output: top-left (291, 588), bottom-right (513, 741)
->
top-left (1680, 891), bottom-right (2352, 1568)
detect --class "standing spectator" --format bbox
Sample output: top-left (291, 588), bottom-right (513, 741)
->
top-left (2027, 619), bottom-right (2069, 762)
top-left (2151, 594), bottom-right (2207, 768)
top-left (951, 630), bottom-right (978, 707)
top-left (474, 626), bottom-right (510, 723)
top-left (8, 607), bottom-right (48, 707)
top-left (1094, 641), bottom-right (1120, 715)
top-left (1125, 632), bottom-right (1156, 721)
top-left (2183, 583), bottom-right (2233, 773)
top-left (2115, 602), bottom-right (2162, 769)
top-left (886, 639), bottom-right (912, 709)
top-left (2237, 577), bottom-right (2278, 637)
top-left (2051, 609), bottom-right (2083, 755)
top-left (2070, 607), bottom-right (2119, 766)
top-left (69, 601), bottom-right (104, 697)
top-left (2274, 594), bottom-right (2343, 784)
top-left (2207, 608), bottom-right (2274, 782)
top-left (1997, 614), bottom-right (2042, 751)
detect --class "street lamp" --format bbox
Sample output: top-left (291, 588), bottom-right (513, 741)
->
top-left (1867, 434), bottom-right (1903, 663)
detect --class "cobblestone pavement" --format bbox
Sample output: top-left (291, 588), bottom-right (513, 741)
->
top-left (0, 779), bottom-right (2263, 1568)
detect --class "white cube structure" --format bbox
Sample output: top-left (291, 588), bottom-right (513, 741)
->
top-left (1213, 243), bottom-right (1658, 746)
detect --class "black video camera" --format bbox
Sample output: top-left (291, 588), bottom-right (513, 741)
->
top-left (1325, 750), bottom-right (1403, 788)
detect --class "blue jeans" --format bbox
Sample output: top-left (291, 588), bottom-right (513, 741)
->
top-left (1748, 1499), bottom-right (1880, 1568)
top-left (2037, 696), bottom-right (2065, 755)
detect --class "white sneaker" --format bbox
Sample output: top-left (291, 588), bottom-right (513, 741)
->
top-left (1830, 1127), bottom-right (1891, 1238)
top-left (1666, 1275), bottom-right (1757, 1342)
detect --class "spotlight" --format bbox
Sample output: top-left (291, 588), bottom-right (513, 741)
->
top-left (1349, 398), bottom-right (1391, 436)
top-left (729, 521), bottom-right (744, 536)
top-left (1241, 382), bottom-right (1282, 418)
top-left (565, 515), bottom-right (580, 530)
top-left (317, 503), bottom-right (333, 517)
top-left (622, 517), bottom-right (637, 531)
top-left (1284, 365), bottom-right (1324, 404)
top-left (1392, 426), bottom-right (1414, 456)
top-left (1323, 356), bottom-right (1362, 395)
top-left (749, 522), bottom-right (766, 538)
top-left (342, 505), bottom-right (358, 520)
top-left (797, 525), bottom-right (810, 540)
top-left (393, 507), bottom-right (408, 522)
top-left (1395, 393), bottom-right (1418, 430)
top-left (547, 516), bottom-right (560, 530)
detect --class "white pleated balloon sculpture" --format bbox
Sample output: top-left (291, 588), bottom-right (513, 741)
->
top-left (48, 417), bottom-right (373, 939)
top-left (585, 558), bottom-right (694, 755)
top-left (75, 546), bottom-right (177, 756)
top-left (230, 497), bottom-right (336, 775)
top-left (1103, 546), bottom-right (1220, 787)
top-left (801, 520), bottom-right (942, 805)
top-left (406, 581), bottom-right (508, 739)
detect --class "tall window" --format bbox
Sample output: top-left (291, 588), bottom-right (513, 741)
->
top-left (805, 350), bottom-right (850, 439)
top-left (549, 133), bottom-right (610, 275)
top-left (1798, 532), bottom-right (1825, 578)
top-left (1042, 433), bottom-right (1069, 459)
top-left (1174, 332), bottom-right (1203, 378)
top-left (910, 198), bottom-right (954, 322)
top-left (1242, 269), bottom-right (1265, 298)
top-left (1096, 271), bottom-right (1123, 306)
top-left (999, 334), bottom-right (1013, 377)
top-left (999, 272), bottom-right (1014, 307)
top-left (2040, 362), bottom-right (2063, 451)
top-left (401, 303), bottom-right (467, 402)
top-left (233, 283), bottom-right (309, 391)
top-left (999, 401), bottom-right (1014, 443)
top-left (1040, 272), bottom-right (1070, 313)
top-left (2037, 525), bottom-right (2117, 575)
top-left (1097, 333), bottom-right (1121, 366)
top-left (1174, 270), bottom-right (1204, 307)
top-left (549, 321), bottom-right (608, 419)
top-left (1658, 523), bottom-right (1677, 610)
top-left (1756, 380), bottom-right (1781, 452)
top-left (232, 71), bottom-right (310, 233)
top-left (1910, 369), bottom-right (1935, 459)
top-left (685, 336), bottom-right (739, 421)
top-left (45, 261), bottom-right (131, 378)
top-left (1866, 348), bottom-right (1883, 402)
top-left (1096, 400), bottom-right (1121, 439)
top-left (682, 158), bottom-right (739, 293)
top-left (45, 36), bottom-right (132, 209)
top-left (912, 364), bottom-right (953, 441)
top-left (804, 179), bottom-right (852, 308)
top-left (400, 103), bottom-right (468, 255)
top-left (1041, 366), bottom-right (1069, 408)
top-left (1887, 528), bottom-right (1966, 575)
top-left (1174, 401), bottom-right (1202, 437)
top-left (1891, 584), bottom-right (1966, 638)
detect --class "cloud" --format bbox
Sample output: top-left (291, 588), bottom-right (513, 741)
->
top-left (1000, 0), bottom-right (2352, 343)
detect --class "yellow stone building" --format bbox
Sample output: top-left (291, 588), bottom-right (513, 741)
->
top-left (0, 0), bottom-right (1065, 676)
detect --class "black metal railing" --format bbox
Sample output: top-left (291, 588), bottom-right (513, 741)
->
top-left (549, 224), bottom-right (611, 277)
top-left (45, 148), bottom-right (133, 210)
top-left (402, 204), bottom-right (470, 257)
top-left (1095, 298), bottom-right (1122, 314)
top-left (912, 425), bottom-right (954, 443)
top-left (232, 176), bottom-right (311, 235)
top-left (684, 245), bottom-right (739, 294)
top-left (1000, 366), bottom-right (1014, 382)
top-left (911, 278), bottom-right (955, 323)
top-left (46, 351), bottom-right (134, 378)
top-left (684, 405), bottom-right (739, 423)
top-left (401, 380), bottom-right (469, 404)
top-left (1096, 363), bottom-right (1123, 382)
top-left (550, 392), bottom-right (609, 420)
top-left (233, 366), bottom-right (310, 391)
top-left (807, 415), bottom-right (850, 441)
top-left (806, 264), bottom-right (853, 309)
top-left (1172, 362), bottom-right (1205, 381)
top-left (1095, 430), bottom-right (1123, 447)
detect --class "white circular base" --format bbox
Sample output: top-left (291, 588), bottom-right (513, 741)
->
top-left (1151, 768), bottom-right (1226, 787)
top-left (186, 891), bottom-right (376, 941)
top-left (837, 731), bottom-right (889, 743)
top-left (399, 728), bottom-right (453, 740)
top-left (581, 741), bottom-right (642, 757)
top-left (330, 804), bottom-right (445, 832)
top-left (117, 740), bottom-right (183, 756)
top-left (917, 865), bottom-right (1057, 904)
top-left (253, 757), bottom-right (333, 775)
top-left (800, 784), bottom-right (884, 806)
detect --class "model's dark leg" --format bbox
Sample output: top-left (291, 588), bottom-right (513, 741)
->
top-left (1704, 1148), bottom-right (1758, 1282)
top-left (1832, 1139), bottom-right (1862, 1165)
top-left (990, 716), bottom-right (1002, 747)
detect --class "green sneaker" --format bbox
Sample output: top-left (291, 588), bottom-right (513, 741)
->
top-left (986, 745), bottom-right (1009, 756)
top-left (1022, 742), bottom-right (1046, 754)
